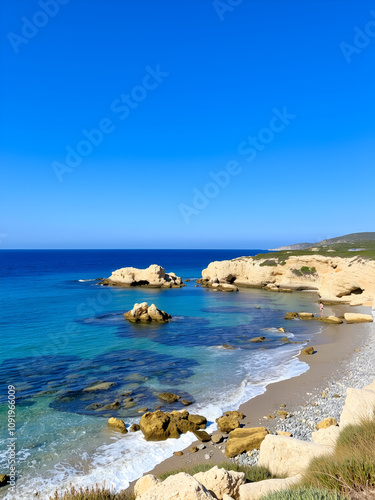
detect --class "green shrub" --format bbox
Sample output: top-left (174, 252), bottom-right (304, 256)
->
top-left (291, 269), bottom-right (303, 276)
top-left (261, 487), bottom-right (347, 499)
top-left (301, 416), bottom-right (375, 495)
top-left (300, 266), bottom-right (317, 274)
top-left (49, 485), bottom-right (135, 500)
top-left (260, 260), bottom-right (278, 267)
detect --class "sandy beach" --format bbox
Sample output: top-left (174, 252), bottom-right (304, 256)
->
top-left (128, 303), bottom-right (375, 491)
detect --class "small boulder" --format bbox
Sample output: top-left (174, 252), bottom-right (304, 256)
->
top-left (108, 417), bottom-right (127, 433)
top-left (211, 433), bottom-right (224, 444)
top-left (316, 417), bottom-right (338, 430)
top-left (130, 423), bottom-right (141, 432)
top-left (158, 392), bottom-right (180, 403)
top-left (318, 316), bottom-right (343, 324)
top-left (124, 302), bottom-right (171, 323)
top-left (298, 312), bottom-right (314, 319)
top-left (248, 336), bottom-right (266, 343)
top-left (192, 430), bottom-right (211, 442)
top-left (301, 346), bottom-right (314, 355)
top-left (0, 475), bottom-right (10, 488)
top-left (225, 427), bottom-right (269, 458)
top-left (284, 312), bottom-right (298, 320)
top-left (216, 411), bottom-right (244, 433)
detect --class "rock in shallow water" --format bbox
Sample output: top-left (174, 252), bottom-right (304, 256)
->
top-left (124, 302), bottom-right (172, 323)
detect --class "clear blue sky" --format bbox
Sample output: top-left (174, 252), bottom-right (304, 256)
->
top-left (1, 0), bottom-right (374, 249)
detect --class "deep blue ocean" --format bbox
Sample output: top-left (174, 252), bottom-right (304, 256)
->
top-left (0, 250), bottom-right (324, 498)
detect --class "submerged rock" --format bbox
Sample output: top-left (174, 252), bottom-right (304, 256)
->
top-left (124, 302), bottom-right (171, 323)
top-left (83, 382), bottom-right (114, 392)
top-left (158, 392), bottom-right (180, 403)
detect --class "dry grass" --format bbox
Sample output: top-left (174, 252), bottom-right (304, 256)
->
top-left (48, 485), bottom-right (135, 500)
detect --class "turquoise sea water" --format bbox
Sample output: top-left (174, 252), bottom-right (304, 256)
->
top-left (0, 250), bottom-right (324, 498)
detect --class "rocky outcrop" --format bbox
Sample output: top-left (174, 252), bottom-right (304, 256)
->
top-left (101, 265), bottom-right (184, 288)
top-left (124, 303), bottom-right (171, 323)
top-left (225, 427), bottom-right (269, 458)
top-left (193, 466), bottom-right (246, 500)
top-left (339, 386), bottom-right (375, 428)
top-left (201, 255), bottom-right (375, 306)
top-left (139, 410), bottom-right (207, 441)
top-left (343, 313), bottom-right (373, 323)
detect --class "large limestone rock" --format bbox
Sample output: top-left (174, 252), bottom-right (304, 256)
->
top-left (225, 427), bottom-right (269, 458)
top-left (139, 410), bottom-right (206, 441)
top-left (102, 264), bottom-right (183, 288)
top-left (339, 387), bottom-right (375, 428)
top-left (238, 474), bottom-right (302, 500)
top-left (135, 475), bottom-right (160, 497)
top-left (258, 434), bottom-right (333, 477)
top-left (193, 466), bottom-right (246, 500)
top-left (136, 472), bottom-right (215, 499)
top-left (124, 303), bottom-right (171, 323)
top-left (312, 426), bottom-right (341, 447)
top-left (344, 313), bottom-right (373, 323)
top-left (201, 255), bottom-right (375, 306)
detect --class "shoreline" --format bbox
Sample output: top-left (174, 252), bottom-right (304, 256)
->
top-left (128, 303), bottom-right (374, 490)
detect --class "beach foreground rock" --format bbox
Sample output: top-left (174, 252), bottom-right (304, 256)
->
top-left (193, 466), bottom-right (246, 499)
top-left (136, 472), bottom-right (215, 499)
top-left (238, 475), bottom-right (303, 500)
top-left (101, 264), bottom-right (184, 288)
top-left (124, 303), bottom-right (171, 323)
top-left (258, 434), bottom-right (333, 477)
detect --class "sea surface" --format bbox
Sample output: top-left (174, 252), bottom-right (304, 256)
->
top-left (0, 250), bottom-right (325, 498)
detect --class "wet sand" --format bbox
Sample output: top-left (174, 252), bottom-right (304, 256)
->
top-left (128, 304), bottom-right (374, 489)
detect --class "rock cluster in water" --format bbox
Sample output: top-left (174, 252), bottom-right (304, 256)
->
top-left (100, 264), bottom-right (184, 288)
top-left (124, 303), bottom-right (171, 323)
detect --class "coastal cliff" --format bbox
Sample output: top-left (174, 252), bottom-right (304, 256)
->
top-left (202, 255), bottom-right (375, 307)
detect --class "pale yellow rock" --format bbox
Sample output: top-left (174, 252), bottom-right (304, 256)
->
top-left (223, 495), bottom-right (235, 500)
top-left (316, 417), bottom-right (338, 430)
top-left (134, 475), bottom-right (160, 497)
top-left (238, 474), bottom-right (302, 500)
top-left (258, 435), bottom-right (333, 477)
top-left (312, 426), bottom-right (340, 447)
top-left (225, 427), bottom-right (269, 458)
top-left (201, 255), bottom-right (375, 306)
top-left (363, 380), bottom-right (375, 392)
top-left (105, 264), bottom-right (183, 288)
top-left (344, 313), bottom-right (373, 323)
top-left (137, 472), bottom-right (215, 499)
top-left (340, 387), bottom-right (375, 428)
top-left (193, 466), bottom-right (246, 500)
top-left (107, 417), bottom-right (127, 433)
top-left (277, 431), bottom-right (292, 437)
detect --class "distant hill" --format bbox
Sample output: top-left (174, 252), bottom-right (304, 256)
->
top-left (270, 232), bottom-right (375, 251)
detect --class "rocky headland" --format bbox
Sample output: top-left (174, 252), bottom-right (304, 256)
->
top-left (100, 264), bottom-right (184, 288)
top-left (201, 254), bottom-right (375, 307)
